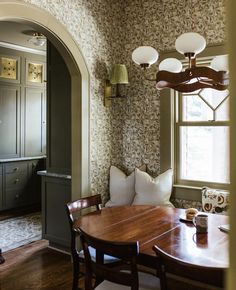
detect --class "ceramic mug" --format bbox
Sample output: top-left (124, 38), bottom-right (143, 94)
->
top-left (193, 214), bottom-right (208, 233)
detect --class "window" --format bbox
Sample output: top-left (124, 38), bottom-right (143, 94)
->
top-left (175, 57), bottom-right (230, 187)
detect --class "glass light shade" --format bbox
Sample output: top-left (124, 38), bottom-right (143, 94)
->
top-left (175, 32), bottom-right (206, 55)
top-left (158, 58), bottom-right (182, 72)
top-left (132, 46), bottom-right (159, 66)
top-left (210, 55), bottom-right (228, 72)
top-left (29, 34), bottom-right (46, 47)
top-left (110, 64), bottom-right (129, 84)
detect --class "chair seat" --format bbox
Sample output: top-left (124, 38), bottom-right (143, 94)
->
top-left (95, 271), bottom-right (160, 290)
top-left (79, 246), bottom-right (119, 263)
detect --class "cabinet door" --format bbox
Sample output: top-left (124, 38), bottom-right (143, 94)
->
top-left (0, 86), bottom-right (20, 158)
top-left (4, 161), bottom-right (29, 209)
top-left (24, 87), bottom-right (46, 157)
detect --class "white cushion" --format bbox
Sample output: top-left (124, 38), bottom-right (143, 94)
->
top-left (79, 246), bottom-right (118, 263)
top-left (95, 271), bottom-right (160, 290)
top-left (105, 165), bottom-right (145, 207)
top-left (132, 168), bottom-right (173, 206)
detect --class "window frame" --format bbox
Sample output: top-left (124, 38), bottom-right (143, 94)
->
top-left (174, 56), bottom-right (230, 190)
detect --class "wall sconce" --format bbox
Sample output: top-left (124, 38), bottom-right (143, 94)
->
top-left (104, 64), bottom-right (129, 107)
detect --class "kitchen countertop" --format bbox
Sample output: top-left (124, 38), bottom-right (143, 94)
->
top-left (0, 156), bottom-right (46, 163)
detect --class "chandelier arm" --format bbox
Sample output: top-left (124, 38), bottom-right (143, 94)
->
top-left (143, 70), bottom-right (157, 82)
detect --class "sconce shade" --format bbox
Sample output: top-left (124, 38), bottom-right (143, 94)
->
top-left (159, 58), bottom-right (182, 73)
top-left (110, 64), bottom-right (129, 84)
top-left (132, 46), bottom-right (159, 66)
top-left (175, 32), bottom-right (206, 56)
top-left (210, 55), bottom-right (228, 72)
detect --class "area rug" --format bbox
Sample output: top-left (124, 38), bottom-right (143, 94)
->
top-left (0, 212), bottom-right (42, 253)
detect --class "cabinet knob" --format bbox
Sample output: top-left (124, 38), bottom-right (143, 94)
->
top-left (14, 167), bottom-right (19, 171)
top-left (15, 178), bottom-right (20, 183)
top-left (15, 193), bottom-right (19, 199)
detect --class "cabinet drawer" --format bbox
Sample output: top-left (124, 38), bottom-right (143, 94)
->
top-left (5, 188), bottom-right (28, 208)
top-left (5, 162), bottom-right (28, 174)
top-left (5, 173), bottom-right (28, 189)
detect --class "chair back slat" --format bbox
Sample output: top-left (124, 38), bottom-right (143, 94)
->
top-left (153, 245), bottom-right (225, 289)
top-left (79, 227), bottom-right (139, 290)
top-left (67, 194), bottom-right (102, 215)
top-left (66, 194), bottom-right (102, 226)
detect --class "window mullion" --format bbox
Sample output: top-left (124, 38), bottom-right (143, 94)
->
top-left (177, 121), bottom-right (229, 126)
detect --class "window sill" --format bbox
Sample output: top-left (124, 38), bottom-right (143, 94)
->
top-left (173, 184), bottom-right (202, 190)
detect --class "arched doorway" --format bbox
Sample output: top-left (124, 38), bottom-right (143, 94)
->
top-left (0, 0), bottom-right (90, 199)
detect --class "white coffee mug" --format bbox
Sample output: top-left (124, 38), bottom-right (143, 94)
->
top-left (193, 214), bottom-right (208, 233)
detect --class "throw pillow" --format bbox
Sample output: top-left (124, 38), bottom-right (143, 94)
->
top-left (105, 165), bottom-right (146, 207)
top-left (202, 187), bottom-right (229, 214)
top-left (132, 168), bottom-right (173, 207)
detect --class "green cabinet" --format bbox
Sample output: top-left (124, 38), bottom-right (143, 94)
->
top-left (5, 161), bottom-right (28, 208)
top-left (0, 86), bottom-right (20, 159)
top-left (0, 158), bottom-right (45, 211)
top-left (24, 87), bottom-right (46, 157)
top-left (0, 46), bottom-right (46, 160)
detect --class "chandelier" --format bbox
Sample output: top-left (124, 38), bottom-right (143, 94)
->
top-left (132, 32), bottom-right (229, 93)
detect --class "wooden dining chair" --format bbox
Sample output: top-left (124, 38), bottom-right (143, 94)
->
top-left (153, 245), bottom-right (225, 290)
top-left (66, 194), bottom-right (118, 290)
top-left (0, 249), bottom-right (5, 264)
top-left (79, 227), bottom-right (161, 290)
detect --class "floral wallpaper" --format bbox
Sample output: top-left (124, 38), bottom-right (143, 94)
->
top-left (22, 0), bottom-right (226, 206)
top-left (111, 0), bottom-right (226, 207)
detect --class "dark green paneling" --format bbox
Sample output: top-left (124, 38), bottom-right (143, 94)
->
top-left (0, 165), bottom-right (2, 209)
top-left (42, 176), bottom-right (71, 247)
top-left (28, 159), bottom-right (45, 205)
top-left (46, 42), bottom-right (71, 175)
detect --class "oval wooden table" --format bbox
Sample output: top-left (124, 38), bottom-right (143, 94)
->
top-left (73, 205), bottom-right (229, 270)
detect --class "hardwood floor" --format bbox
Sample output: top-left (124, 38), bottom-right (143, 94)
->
top-left (0, 240), bottom-right (84, 290)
